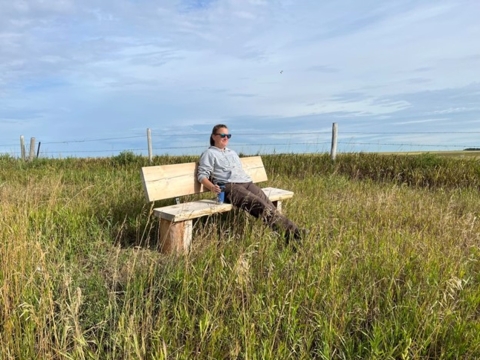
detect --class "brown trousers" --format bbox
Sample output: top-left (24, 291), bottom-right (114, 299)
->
top-left (224, 182), bottom-right (299, 235)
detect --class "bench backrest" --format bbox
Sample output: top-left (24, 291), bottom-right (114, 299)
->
top-left (141, 156), bottom-right (268, 202)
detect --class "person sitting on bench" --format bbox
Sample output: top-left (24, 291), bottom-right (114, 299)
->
top-left (197, 124), bottom-right (305, 243)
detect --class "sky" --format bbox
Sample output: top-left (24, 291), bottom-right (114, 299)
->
top-left (1, 0), bottom-right (479, 157)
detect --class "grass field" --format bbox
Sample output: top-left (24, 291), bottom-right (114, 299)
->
top-left (1, 152), bottom-right (480, 359)
top-left (378, 150), bottom-right (480, 159)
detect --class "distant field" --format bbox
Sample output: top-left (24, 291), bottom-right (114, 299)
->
top-left (1, 153), bottom-right (480, 359)
top-left (378, 149), bottom-right (480, 158)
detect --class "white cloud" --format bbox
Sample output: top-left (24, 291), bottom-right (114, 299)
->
top-left (0, 0), bottom-right (479, 156)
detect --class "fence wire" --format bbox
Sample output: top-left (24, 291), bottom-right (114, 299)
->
top-left (0, 130), bottom-right (478, 157)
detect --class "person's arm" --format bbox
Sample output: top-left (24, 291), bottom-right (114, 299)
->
top-left (201, 177), bottom-right (221, 194)
top-left (198, 150), bottom-right (221, 194)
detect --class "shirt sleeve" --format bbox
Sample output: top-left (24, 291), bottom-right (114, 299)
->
top-left (197, 150), bottom-right (214, 183)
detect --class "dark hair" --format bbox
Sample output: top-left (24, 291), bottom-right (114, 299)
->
top-left (210, 124), bottom-right (228, 146)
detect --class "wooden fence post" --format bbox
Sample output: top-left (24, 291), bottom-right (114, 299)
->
top-left (331, 123), bottom-right (338, 161)
top-left (20, 136), bottom-right (26, 161)
top-left (147, 128), bottom-right (153, 164)
top-left (29, 137), bottom-right (36, 161)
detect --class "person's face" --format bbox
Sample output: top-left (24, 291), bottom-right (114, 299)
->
top-left (212, 127), bottom-right (231, 149)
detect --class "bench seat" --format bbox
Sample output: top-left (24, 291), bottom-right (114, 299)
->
top-left (153, 187), bottom-right (294, 222)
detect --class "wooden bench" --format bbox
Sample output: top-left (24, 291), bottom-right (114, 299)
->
top-left (140, 156), bottom-right (294, 253)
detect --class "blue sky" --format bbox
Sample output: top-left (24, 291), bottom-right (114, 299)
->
top-left (1, 0), bottom-right (479, 157)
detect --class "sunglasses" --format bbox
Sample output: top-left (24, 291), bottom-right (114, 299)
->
top-left (216, 133), bottom-right (232, 139)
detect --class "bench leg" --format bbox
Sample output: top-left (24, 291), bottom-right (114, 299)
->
top-left (158, 219), bottom-right (192, 254)
top-left (272, 200), bottom-right (283, 213)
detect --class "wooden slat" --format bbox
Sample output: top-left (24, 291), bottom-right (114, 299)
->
top-left (261, 187), bottom-right (294, 201)
top-left (141, 156), bottom-right (268, 202)
top-left (141, 162), bottom-right (200, 202)
top-left (153, 200), bottom-right (233, 221)
top-left (240, 156), bottom-right (268, 183)
top-left (153, 187), bottom-right (294, 222)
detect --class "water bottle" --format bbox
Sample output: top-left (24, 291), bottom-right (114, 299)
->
top-left (217, 183), bottom-right (225, 204)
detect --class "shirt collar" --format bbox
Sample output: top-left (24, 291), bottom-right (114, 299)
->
top-left (210, 146), bottom-right (229, 152)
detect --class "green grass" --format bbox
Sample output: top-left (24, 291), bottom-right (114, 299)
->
top-left (1, 152), bottom-right (480, 359)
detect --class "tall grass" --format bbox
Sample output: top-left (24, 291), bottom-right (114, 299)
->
top-left (1, 153), bottom-right (480, 359)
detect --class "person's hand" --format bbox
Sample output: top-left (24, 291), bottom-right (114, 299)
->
top-left (211, 184), bottom-right (221, 194)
